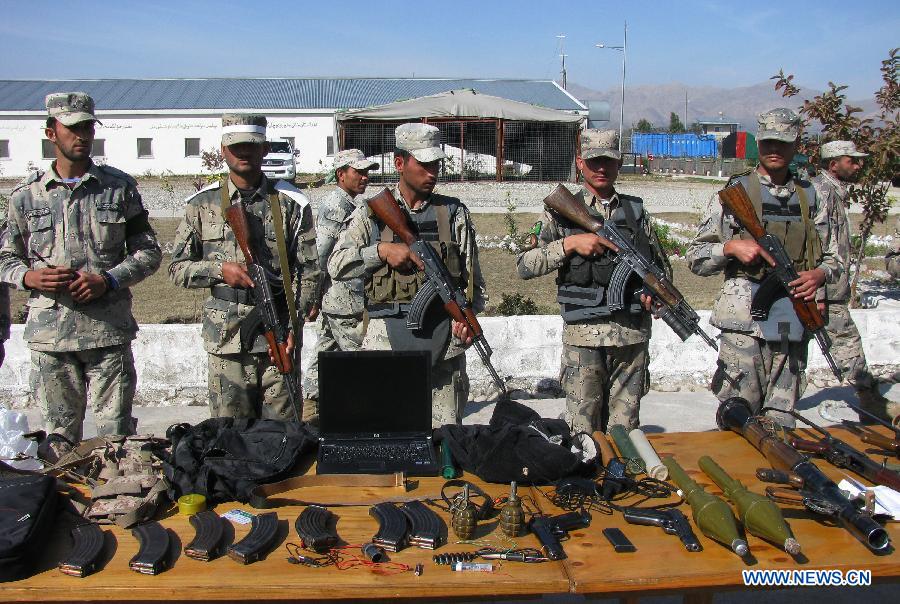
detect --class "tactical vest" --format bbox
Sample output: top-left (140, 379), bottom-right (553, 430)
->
top-left (725, 172), bottom-right (822, 281)
top-left (367, 194), bottom-right (464, 304)
top-left (555, 194), bottom-right (651, 321)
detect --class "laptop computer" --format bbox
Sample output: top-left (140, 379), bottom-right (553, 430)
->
top-left (316, 350), bottom-right (440, 476)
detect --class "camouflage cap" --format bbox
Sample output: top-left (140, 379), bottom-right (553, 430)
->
top-left (820, 140), bottom-right (868, 159)
top-left (395, 123), bottom-right (447, 163)
top-left (580, 129), bottom-right (621, 160)
top-left (222, 113), bottom-right (267, 146)
top-left (333, 148), bottom-right (379, 171)
top-left (757, 108), bottom-right (801, 142)
top-left (45, 92), bottom-right (100, 126)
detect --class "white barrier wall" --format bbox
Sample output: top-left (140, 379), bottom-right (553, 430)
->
top-left (1, 309), bottom-right (898, 409)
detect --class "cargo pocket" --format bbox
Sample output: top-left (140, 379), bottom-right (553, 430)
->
top-left (95, 209), bottom-right (127, 255)
top-left (26, 211), bottom-right (54, 260)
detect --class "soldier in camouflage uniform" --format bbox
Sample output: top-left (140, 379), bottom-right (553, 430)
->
top-left (302, 149), bottom-right (378, 424)
top-left (0, 200), bottom-right (9, 367)
top-left (328, 123), bottom-right (487, 428)
top-left (812, 140), bottom-right (896, 422)
top-left (517, 129), bottom-right (669, 433)
top-left (0, 92), bottom-right (161, 442)
top-left (887, 216), bottom-right (900, 280)
top-left (687, 109), bottom-right (843, 428)
top-left (168, 114), bottom-right (320, 421)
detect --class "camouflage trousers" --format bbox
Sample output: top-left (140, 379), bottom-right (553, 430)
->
top-left (561, 342), bottom-right (649, 434)
top-left (31, 344), bottom-right (136, 443)
top-left (824, 302), bottom-right (874, 390)
top-left (431, 353), bottom-right (469, 429)
top-left (302, 312), bottom-right (365, 409)
top-left (711, 330), bottom-right (808, 428)
top-left (207, 351), bottom-right (298, 421)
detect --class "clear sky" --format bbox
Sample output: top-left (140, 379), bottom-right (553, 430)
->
top-left (1, 0), bottom-right (896, 98)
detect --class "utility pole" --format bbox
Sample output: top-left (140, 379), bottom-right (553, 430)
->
top-left (684, 89), bottom-right (689, 131)
top-left (557, 34), bottom-right (568, 90)
top-left (596, 21), bottom-right (627, 152)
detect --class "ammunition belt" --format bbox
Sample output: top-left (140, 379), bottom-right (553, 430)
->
top-left (211, 284), bottom-right (253, 305)
top-left (58, 523), bottom-right (106, 577)
top-left (369, 502), bottom-right (409, 552)
top-left (184, 510), bottom-right (225, 562)
top-left (228, 511), bottom-right (279, 564)
top-left (400, 500), bottom-right (445, 550)
top-left (129, 521), bottom-right (171, 575)
top-left (294, 505), bottom-right (339, 553)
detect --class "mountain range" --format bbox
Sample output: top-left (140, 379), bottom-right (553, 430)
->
top-left (565, 81), bottom-right (880, 133)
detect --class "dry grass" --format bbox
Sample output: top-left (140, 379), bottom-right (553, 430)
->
top-left (7, 213), bottom-right (896, 322)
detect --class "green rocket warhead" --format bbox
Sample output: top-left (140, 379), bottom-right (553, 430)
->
top-left (698, 456), bottom-right (801, 555)
top-left (662, 457), bottom-right (749, 557)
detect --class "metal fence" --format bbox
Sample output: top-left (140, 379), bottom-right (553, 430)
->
top-left (339, 118), bottom-right (579, 183)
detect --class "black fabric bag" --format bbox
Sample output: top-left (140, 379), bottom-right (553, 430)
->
top-left (436, 399), bottom-right (596, 484)
top-left (162, 418), bottom-right (318, 504)
top-left (0, 474), bottom-right (59, 582)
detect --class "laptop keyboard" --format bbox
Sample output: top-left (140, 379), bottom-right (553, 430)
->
top-left (321, 440), bottom-right (434, 466)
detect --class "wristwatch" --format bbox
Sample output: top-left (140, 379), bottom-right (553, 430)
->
top-left (100, 270), bottom-right (119, 291)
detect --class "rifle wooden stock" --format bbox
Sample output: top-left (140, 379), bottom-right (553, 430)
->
top-left (224, 205), bottom-right (257, 265)
top-left (717, 184), bottom-right (768, 240)
top-left (861, 432), bottom-right (900, 456)
top-left (368, 188), bottom-right (417, 246)
top-left (544, 185), bottom-right (615, 249)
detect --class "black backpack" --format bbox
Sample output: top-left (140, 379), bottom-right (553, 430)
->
top-left (163, 418), bottom-right (318, 504)
top-left (0, 474), bottom-right (60, 582)
top-left (436, 399), bottom-right (597, 484)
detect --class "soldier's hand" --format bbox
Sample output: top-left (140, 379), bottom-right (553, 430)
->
top-left (23, 267), bottom-right (77, 292)
top-left (222, 262), bottom-right (255, 288)
top-left (563, 233), bottom-right (619, 257)
top-left (283, 331), bottom-right (296, 358)
top-left (789, 269), bottom-right (825, 301)
top-left (639, 293), bottom-right (657, 315)
top-left (68, 271), bottom-right (107, 303)
top-left (377, 242), bottom-right (425, 272)
top-left (451, 319), bottom-right (474, 346)
top-left (305, 305), bottom-right (319, 322)
top-left (723, 240), bottom-right (776, 267)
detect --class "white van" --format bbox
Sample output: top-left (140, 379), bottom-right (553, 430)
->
top-left (262, 139), bottom-right (297, 182)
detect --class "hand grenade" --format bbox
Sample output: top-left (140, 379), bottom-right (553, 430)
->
top-left (451, 484), bottom-right (477, 540)
top-left (500, 481), bottom-right (525, 538)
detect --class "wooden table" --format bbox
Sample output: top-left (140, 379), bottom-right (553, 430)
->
top-left (4, 426), bottom-right (898, 602)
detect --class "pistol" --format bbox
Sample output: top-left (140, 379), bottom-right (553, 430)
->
top-left (528, 510), bottom-right (591, 561)
top-left (621, 507), bottom-right (702, 552)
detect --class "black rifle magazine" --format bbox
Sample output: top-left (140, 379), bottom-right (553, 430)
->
top-left (184, 510), bottom-right (225, 562)
top-left (400, 500), bottom-right (445, 550)
top-left (129, 521), bottom-right (171, 575)
top-left (295, 506), bottom-right (338, 553)
top-left (370, 502), bottom-right (408, 552)
top-left (58, 522), bottom-right (106, 577)
top-left (228, 511), bottom-right (279, 564)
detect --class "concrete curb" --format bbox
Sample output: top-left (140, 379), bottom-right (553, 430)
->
top-left (2, 308), bottom-right (898, 409)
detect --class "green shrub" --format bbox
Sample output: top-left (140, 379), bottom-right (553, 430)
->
top-left (496, 293), bottom-right (539, 315)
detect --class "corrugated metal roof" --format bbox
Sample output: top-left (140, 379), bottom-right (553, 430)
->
top-left (0, 78), bottom-right (585, 112)
top-left (694, 115), bottom-right (742, 125)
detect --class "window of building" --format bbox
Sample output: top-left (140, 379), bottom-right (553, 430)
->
top-left (185, 138), bottom-right (200, 157)
top-left (137, 138), bottom-right (153, 158)
top-left (91, 139), bottom-right (105, 157)
top-left (42, 139), bottom-right (55, 159)
top-left (0, 140), bottom-right (9, 158)
top-left (326, 136), bottom-right (334, 156)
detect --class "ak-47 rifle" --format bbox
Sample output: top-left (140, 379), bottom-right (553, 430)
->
top-left (544, 184), bottom-right (718, 350)
top-left (367, 188), bottom-right (507, 397)
top-left (783, 409), bottom-right (900, 491)
top-left (224, 204), bottom-right (302, 423)
top-left (717, 182), bottom-right (841, 380)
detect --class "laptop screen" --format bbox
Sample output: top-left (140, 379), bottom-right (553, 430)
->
top-left (318, 350), bottom-right (432, 436)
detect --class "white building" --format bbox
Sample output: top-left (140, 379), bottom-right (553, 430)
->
top-left (0, 78), bottom-right (585, 179)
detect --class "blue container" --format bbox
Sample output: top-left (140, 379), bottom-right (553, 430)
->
top-left (631, 133), bottom-right (717, 158)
